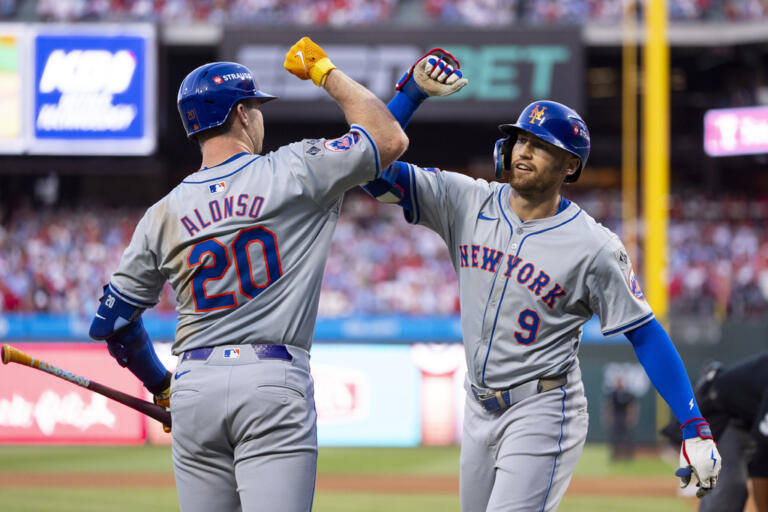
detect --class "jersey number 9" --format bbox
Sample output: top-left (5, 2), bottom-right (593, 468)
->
top-left (187, 226), bottom-right (283, 312)
top-left (514, 309), bottom-right (540, 345)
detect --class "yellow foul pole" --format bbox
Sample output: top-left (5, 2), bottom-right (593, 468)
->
top-left (644, 0), bottom-right (672, 435)
top-left (643, 0), bottom-right (669, 322)
top-left (622, 0), bottom-right (639, 263)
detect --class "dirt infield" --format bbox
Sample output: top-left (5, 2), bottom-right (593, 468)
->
top-left (0, 473), bottom-right (680, 497)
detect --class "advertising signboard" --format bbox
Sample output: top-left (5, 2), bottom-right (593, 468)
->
top-left (0, 343), bottom-right (146, 444)
top-left (27, 24), bottom-right (156, 155)
top-left (704, 106), bottom-right (768, 157)
top-left (221, 28), bottom-right (583, 121)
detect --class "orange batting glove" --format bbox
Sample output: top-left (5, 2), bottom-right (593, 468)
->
top-left (284, 36), bottom-right (337, 87)
top-left (153, 384), bottom-right (171, 433)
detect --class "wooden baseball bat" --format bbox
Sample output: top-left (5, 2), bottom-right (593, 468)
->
top-left (1, 343), bottom-right (171, 428)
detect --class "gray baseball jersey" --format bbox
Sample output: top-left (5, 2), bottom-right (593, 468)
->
top-left (109, 124), bottom-right (380, 512)
top-left (399, 163), bottom-right (653, 388)
top-left (387, 161), bottom-right (652, 511)
top-left (108, 125), bottom-right (380, 355)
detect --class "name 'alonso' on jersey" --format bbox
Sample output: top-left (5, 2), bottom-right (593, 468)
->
top-left (107, 126), bottom-right (380, 355)
top-left (398, 162), bottom-right (653, 389)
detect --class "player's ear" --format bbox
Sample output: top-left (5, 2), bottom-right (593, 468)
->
top-left (235, 102), bottom-right (249, 127)
top-left (562, 156), bottom-right (579, 180)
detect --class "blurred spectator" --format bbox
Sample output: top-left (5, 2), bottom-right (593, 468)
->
top-left (3, 189), bottom-right (768, 319)
top-left (32, 0), bottom-right (399, 24)
top-left (0, 0), bottom-right (762, 23)
top-left (425, 0), bottom-right (767, 23)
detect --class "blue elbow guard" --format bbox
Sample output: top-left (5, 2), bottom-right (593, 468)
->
top-left (89, 284), bottom-right (143, 340)
top-left (361, 161), bottom-right (413, 210)
top-left (89, 285), bottom-right (169, 394)
top-left (361, 163), bottom-right (405, 204)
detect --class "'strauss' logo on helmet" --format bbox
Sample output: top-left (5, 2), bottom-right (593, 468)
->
top-left (528, 104), bottom-right (547, 125)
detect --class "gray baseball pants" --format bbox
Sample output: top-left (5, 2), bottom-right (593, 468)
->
top-left (170, 345), bottom-right (317, 512)
top-left (460, 365), bottom-right (589, 512)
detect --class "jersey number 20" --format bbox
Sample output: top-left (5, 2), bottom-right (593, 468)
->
top-left (188, 226), bottom-right (283, 311)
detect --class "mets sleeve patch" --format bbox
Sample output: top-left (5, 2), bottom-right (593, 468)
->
top-left (324, 131), bottom-right (360, 152)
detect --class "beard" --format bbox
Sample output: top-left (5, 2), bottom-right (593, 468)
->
top-left (506, 167), bottom-right (556, 196)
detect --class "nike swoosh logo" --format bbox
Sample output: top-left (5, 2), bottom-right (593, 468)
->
top-left (94, 313), bottom-right (106, 320)
top-left (295, 50), bottom-right (307, 71)
top-left (478, 212), bottom-right (497, 221)
top-left (174, 370), bottom-right (191, 380)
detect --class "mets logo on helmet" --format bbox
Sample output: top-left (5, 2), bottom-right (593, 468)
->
top-left (528, 105), bottom-right (547, 125)
top-left (324, 132), bottom-right (361, 152)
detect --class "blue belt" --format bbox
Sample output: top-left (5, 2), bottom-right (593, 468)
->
top-left (181, 344), bottom-right (293, 362)
top-left (472, 374), bottom-right (567, 413)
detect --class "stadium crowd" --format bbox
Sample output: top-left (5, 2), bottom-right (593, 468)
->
top-left (1, 0), bottom-right (766, 23)
top-left (1, 190), bottom-right (768, 320)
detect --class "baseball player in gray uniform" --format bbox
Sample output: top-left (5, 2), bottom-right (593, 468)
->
top-left (88, 36), bottom-right (407, 512)
top-left (365, 52), bottom-right (722, 511)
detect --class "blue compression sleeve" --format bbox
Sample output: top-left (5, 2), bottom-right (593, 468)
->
top-left (625, 319), bottom-right (707, 439)
top-left (387, 75), bottom-right (428, 129)
top-left (362, 75), bottom-right (426, 200)
top-left (107, 318), bottom-right (170, 394)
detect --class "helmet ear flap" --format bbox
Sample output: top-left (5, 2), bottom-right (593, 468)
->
top-left (493, 136), bottom-right (513, 179)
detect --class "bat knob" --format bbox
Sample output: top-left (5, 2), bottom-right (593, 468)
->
top-left (1, 345), bottom-right (7, 364)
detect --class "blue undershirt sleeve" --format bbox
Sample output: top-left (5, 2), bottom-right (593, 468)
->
top-left (625, 319), bottom-right (707, 439)
top-left (387, 76), bottom-right (428, 129)
top-left (361, 79), bottom-right (428, 203)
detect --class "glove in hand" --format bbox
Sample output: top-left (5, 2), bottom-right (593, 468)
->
top-left (153, 384), bottom-right (171, 433)
top-left (284, 36), bottom-right (337, 87)
top-left (396, 48), bottom-right (468, 98)
top-left (677, 436), bottom-right (721, 497)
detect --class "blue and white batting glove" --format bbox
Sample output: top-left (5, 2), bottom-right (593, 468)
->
top-left (395, 48), bottom-right (468, 98)
top-left (677, 420), bottom-right (721, 498)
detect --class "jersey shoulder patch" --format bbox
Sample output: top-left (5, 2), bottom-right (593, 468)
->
top-left (613, 248), bottom-right (645, 301)
top-left (303, 138), bottom-right (324, 158)
top-left (324, 132), bottom-right (360, 152)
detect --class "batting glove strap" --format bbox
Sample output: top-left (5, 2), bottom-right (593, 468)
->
top-left (678, 436), bottom-right (721, 498)
top-left (681, 418), bottom-right (713, 439)
top-left (395, 73), bottom-right (429, 103)
top-left (309, 57), bottom-right (337, 88)
top-left (387, 77), bottom-right (428, 129)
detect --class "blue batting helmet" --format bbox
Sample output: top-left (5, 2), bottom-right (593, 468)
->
top-left (177, 62), bottom-right (277, 138)
top-left (494, 100), bottom-right (590, 182)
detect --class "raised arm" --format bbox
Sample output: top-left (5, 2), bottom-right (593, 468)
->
top-left (283, 36), bottom-right (408, 168)
top-left (360, 48), bottom-right (468, 204)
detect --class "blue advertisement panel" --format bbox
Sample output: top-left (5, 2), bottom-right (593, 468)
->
top-left (28, 24), bottom-right (155, 155)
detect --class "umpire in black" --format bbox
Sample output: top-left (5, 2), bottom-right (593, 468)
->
top-left (664, 353), bottom-right (768, 512)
